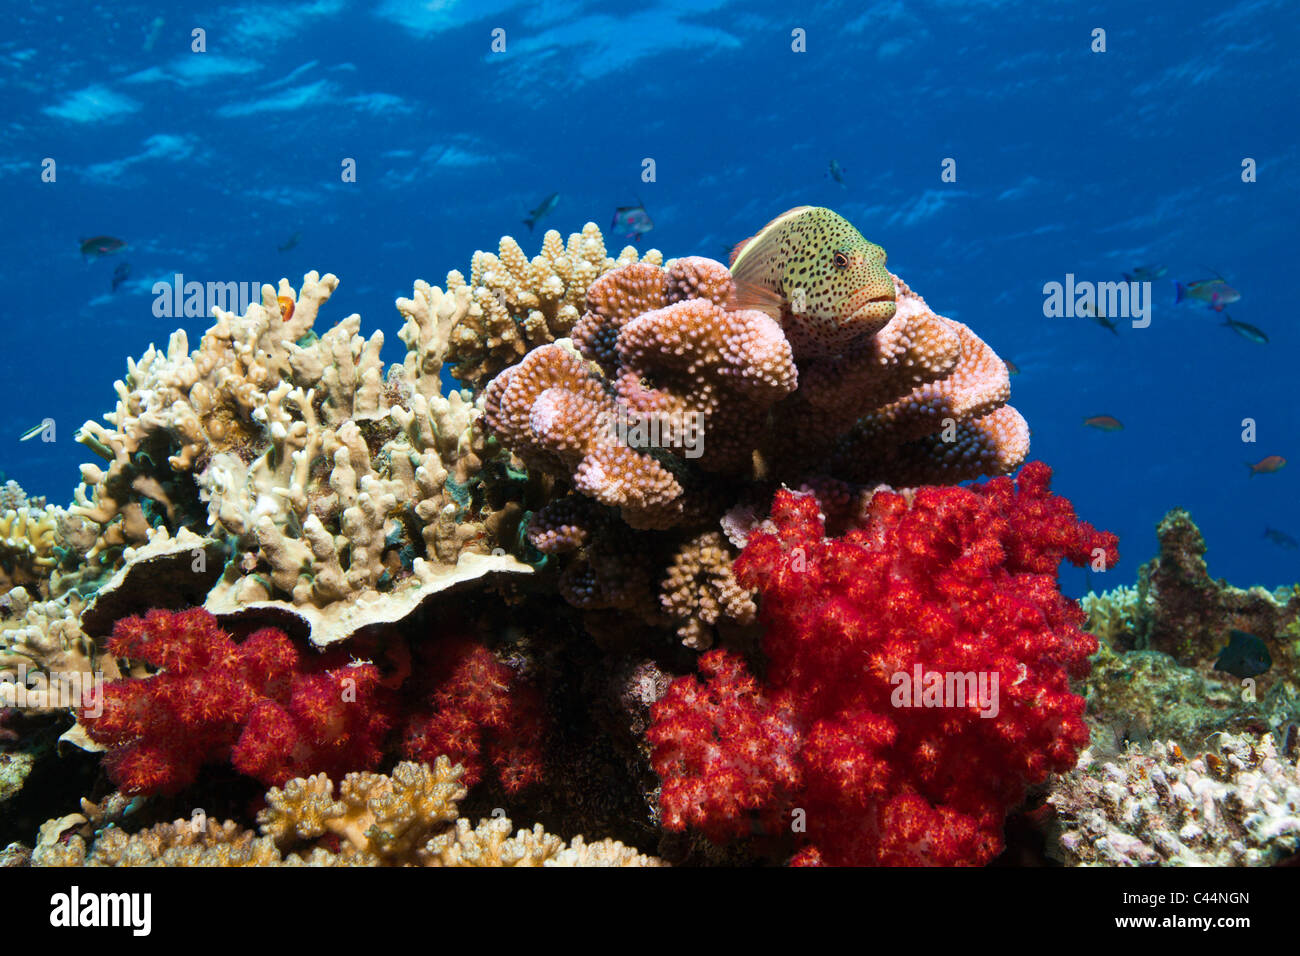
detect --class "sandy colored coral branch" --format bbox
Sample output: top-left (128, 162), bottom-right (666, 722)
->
top-left (29, 759), bottom-right (663, 867)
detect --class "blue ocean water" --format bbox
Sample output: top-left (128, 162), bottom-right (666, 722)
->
top-left (1, 0), bottom-right (1296, 594)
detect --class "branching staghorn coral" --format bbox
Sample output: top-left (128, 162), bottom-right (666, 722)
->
top-left (446, 223), bottom-right (663, 390)
top-left (68, 272), bottom-right (533, 647)
top-left (1050, 733), bottom-right (1300, 866)
top-left (29, 758), bottom-right (662, 867)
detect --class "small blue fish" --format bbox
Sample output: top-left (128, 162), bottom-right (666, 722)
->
top-left (1263, 527), bottom-right (1298, 549)
top-left (1221, 315), bottom-right (1267, 344)
top-left (111, 262), bottom-right (131, 292)
top-left (1122, 265), bottom-right (1166, 283)
top-left (1214, 629), bottom-right (1272, 679)
top-left (524, 193), bottom-right (560, 232)
top-left (828, 159), bottom-right (847, 188)
top-left (1079, 302), bottom-right (1119, 335)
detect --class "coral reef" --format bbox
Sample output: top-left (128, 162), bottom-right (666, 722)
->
top-left (649, 463), bottom-right (1116, 865)
top-left (0, 213), bottom-right (1163, 871)
top-left (1049, 732), bottom-right (1300, 866)
top-left (479, 252), bottom-right (1027, 646)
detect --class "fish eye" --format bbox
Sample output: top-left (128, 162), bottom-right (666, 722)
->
top-left (832, 251), bottom-right (849, 269)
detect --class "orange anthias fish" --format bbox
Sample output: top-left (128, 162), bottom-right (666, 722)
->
top-left (729, 206), bottom-right (896, 359)
top-left (1247, 455), bottom-right (1286, 477)
top-left (277, 295), bottom-right (295, 322)
top-left (1083, 415), bottom-right (1124, 431)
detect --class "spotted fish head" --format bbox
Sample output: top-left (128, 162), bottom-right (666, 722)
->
top-left (730, 206), bottom-right (896, 358)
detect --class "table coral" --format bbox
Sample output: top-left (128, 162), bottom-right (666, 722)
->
top-left (648, 462), bottom-right (1117, 865)
top-left (1050, 732), bottom-right (1300, 866)
top-left (67, 271), bottom-right (533, 649)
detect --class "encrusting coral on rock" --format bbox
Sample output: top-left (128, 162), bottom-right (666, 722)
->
top-left (1077, 508), bottom-right (1300, 754)
top-left (1049, 732), bottom-right (1300, 866)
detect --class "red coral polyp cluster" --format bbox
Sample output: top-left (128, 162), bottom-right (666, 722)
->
top-left (647, 461), bottom-right (1118, 865)
top-left (81, 608), bottom-right (394, 794)
top-left (401, 636), bottom-right (546, 794)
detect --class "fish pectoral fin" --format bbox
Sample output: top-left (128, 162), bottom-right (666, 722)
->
top-left (728, 278), bottom-right (785, 321)
top-left (729, 237), bottom-right (754, 266)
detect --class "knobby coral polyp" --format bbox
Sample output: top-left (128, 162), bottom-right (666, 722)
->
top-left (647, 462), bottom-right (1118, 865)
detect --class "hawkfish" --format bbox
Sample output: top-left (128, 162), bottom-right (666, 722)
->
top-left (729, 206), bottom-right (896, 358)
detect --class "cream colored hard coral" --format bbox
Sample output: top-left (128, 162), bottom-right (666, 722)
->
top-left (0, 586), bottom-right (111, 716)
top-left (69, 272), bottom-right (532, 647)
top-left (0, 505), bottom-right (60, 593)
top-left (30, 758), bottom-right (664, 867)
top-left (445, 223), bottom-right (662, 390)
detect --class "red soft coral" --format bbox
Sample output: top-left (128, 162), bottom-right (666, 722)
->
top-left (646, 649), bottom-right (801, 841)
top-left (648, 461), bottom-right (1117, 865)
top-left (81, 608), bottom-right (395, 794)
top-left (401, 635), bottom-right (546, 794)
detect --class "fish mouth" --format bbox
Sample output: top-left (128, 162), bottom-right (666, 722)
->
top-left (844, 290), bottom-right (897, 330)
